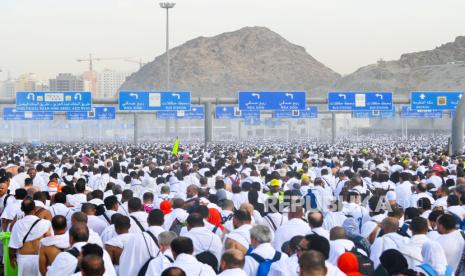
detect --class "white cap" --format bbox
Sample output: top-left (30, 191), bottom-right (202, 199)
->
top-left (386, 190), bottom-right (397, 201)
top-left (361, 221), bottom-right (378, 238)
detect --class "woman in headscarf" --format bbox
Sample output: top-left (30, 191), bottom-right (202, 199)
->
top-left (160, 200), bottom-right (172, 215)
top-left (414, 240), bottom-right (451, 276)
top-left (207, 207), bottom-right (225, 237)
top-left (337, 252), bottom-right (362, 276)
top-left (342, 217), bottom-right (371, 256)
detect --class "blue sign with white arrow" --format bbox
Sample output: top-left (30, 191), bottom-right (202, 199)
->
top-left (67, 106), bottom-right (116, 120)
top-left (272, 106), bottom-right (318, 119)
top-left (16, 91), bottom-right (92, 111)
top-left (328, 92), bottom-right (393, 111)
top-left (3, 107), bottom-right (54, 120)
top-left (157, 106), bottom-right (205, 120)
top-left (401, 106), bottom-right (443, 118)
top-left (410, 92), bottom-right (463, 110)
top-left (118, 91), bottom-right (191, 111)
top-left (238, 91), bottom-right (306, 111)
top-left (215, 106), bottom-right (260, 119)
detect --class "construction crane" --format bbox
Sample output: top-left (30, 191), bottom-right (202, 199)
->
top-left (124, 59), bottom-right (147, 69)
top-left (76, 53), bottom-right (130, 72)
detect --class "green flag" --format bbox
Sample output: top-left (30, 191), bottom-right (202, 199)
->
top-left (172, 137), bottom-right (180, 156)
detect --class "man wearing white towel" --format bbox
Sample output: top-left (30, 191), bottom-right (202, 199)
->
top-left (9, 198), bottom-right (52, 276)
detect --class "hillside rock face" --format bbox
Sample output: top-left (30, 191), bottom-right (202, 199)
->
top-left (120, 27), bottom-right (340, 97)
top-left (121, 27), bottom-right (465, 98)
top-left (335, 36), bottom-right (465, 94)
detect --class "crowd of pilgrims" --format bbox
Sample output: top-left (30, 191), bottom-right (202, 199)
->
top-left (0, 137), bottom-right (463, 276)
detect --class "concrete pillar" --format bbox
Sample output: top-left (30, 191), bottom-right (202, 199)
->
top-left (331, 112), bottom-right (336, 144)
top-left (451, 96), bottom-right (465, 155)
top-left (165, 121), bottom-right (170, 138)
top-left (238, 121), bottom-right (242, 140)
top-left (133, 113), bottom-right (139, 144)
top-left (204, 102), bottom-right (213, 146)
top-left (287, 120), bottom-right (291, 142)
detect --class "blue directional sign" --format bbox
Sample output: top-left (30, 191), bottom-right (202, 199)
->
top-left (119, 91), bottom-right (191, 111)
top-left (3, 107), bottom-right (54, 120)
top-left (67, 106), bottom-right (116, 120)
top-left (215, 106), bottom-right (260, 119)
top-left (410, 92), bottom-right (463, 110)
top-left (328, 92), bottom-right (392, 111)
top-left (238, 92), bottom-right (306, 111)
top-left (273, 106), bottom-right (318, 119)
top-left (352, 108), bottom-right (395, 119)
top-left (401, 106), bottom-right (443, 118)
top-left (157, 106), bottom-right (205, 120)
top-left (16, 92), bottom-right (92, 111)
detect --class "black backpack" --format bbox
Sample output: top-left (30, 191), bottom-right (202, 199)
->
top-left (346, 247), bottom-right (374, 276)
top-left (193, 234), bottom-right (218, 273)
top-left (169, 218), bottom-right (184, 235)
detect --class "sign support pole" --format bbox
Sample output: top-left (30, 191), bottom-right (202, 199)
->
top-left (133, 113), bottom-right (139, 144)
top-left (331, 112), bottom-right (336, 144)
top-left (452, 96), bottom-right (465, 155)
top-left (204, 101), bottom-right (212, 146)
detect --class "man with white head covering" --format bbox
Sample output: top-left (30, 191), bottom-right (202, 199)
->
top-left (414, 240), bottom-right (451, 276)
top-left (360, 220), bottom-right (379, 245)
top-left (9, 198), bottom-right (52, 276)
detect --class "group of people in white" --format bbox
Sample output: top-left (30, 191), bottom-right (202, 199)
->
top-left (0, 138), bottom-right (463, 276)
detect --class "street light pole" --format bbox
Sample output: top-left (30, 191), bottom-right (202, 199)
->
top-left (159, 2), bottom-right (175, 90)
top-left (159, 2), bottom-right (176, 138)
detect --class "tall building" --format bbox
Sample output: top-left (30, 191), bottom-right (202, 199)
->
top-left (0, 79), bottom-right (16, 98)
top-left (97, 69), bottom-right (130, 98)
top-left (82, 70), bottom-right (97, 95)
top-left (49, 73), bottom-right (84, 91)
top-left (15, 73), bottom-right (38, 92)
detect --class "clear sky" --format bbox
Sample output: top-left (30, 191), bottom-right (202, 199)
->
top-left (1, 0), bottom-right (464, 79)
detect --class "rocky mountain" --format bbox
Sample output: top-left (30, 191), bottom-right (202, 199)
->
top-left (120, 27), bottom-right (340, 97)
top-left (121, 27), bottom-right (465, 98)
top-left (335, 36), bottom-right (465, 94)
